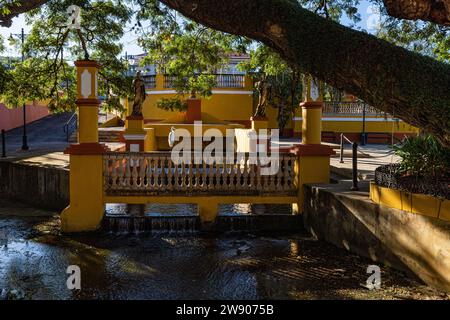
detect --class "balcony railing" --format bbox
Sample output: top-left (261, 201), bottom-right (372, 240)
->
top-left (215, 74), bottom-right (245, 88)
top-left (103, 152), bottom-right (296, 196)
top-left (143, 75), bottom-right (156, 89)
top-left (164, 75), bottom-right (178, 88)
top-left (163, 74), bottom-right (246, 89)
top-left (323, 102), bottom-right (381, 115)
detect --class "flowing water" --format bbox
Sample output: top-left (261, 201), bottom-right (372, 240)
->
top-left (104, 203), bottom-right (297, 234)
top-left (0, 199), bottom-right (448, 300)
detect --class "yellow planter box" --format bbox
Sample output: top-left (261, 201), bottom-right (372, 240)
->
top-left (370, 182), bottom-right (448, 221)
top-left (379, 186), bottom-right (402, 210)
top-left (411, 193), bottom-right (440, 218)
top-left (439, 200), bottom-right (450, 222)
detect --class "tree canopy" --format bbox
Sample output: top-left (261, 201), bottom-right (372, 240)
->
top-left (0, 0), bottom-right (449, 146)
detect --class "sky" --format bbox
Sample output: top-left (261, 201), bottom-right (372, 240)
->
top-left (0, 0), bottom-right (376, 58)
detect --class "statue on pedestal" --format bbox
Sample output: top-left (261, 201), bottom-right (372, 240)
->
top-left (131, 71), bottom-right (147, 117)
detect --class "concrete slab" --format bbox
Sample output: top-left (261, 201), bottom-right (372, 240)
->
top-left (304, 181), bottom-right (450, 293)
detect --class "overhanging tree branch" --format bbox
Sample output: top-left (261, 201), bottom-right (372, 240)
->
top-left (159, 0), bottom-right (450, 147)
top-left (383, 0), bottom-right (450, 26)
top-left (0, 0), bottom-right (50, 26)
top-left (2, 0), bottom-right (450, 145)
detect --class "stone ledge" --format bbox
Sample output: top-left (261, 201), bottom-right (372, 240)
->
top-left (303, 182), bottom-right (450, 293)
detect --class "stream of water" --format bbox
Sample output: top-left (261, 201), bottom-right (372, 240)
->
top-left (0, 199), bottom-right (447, 300)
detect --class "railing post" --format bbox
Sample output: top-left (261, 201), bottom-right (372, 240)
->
top-left (340, 133), bottom-right (344, 163)
top-left (1, 129), bottom-right (6, 158)
top-left (361, 103), bottom-right (367, 146)
top-left (351, 142), bottom-right (359, 191)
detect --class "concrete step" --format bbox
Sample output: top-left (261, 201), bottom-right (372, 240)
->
top-left (69, 129), bottom-right (124, 143)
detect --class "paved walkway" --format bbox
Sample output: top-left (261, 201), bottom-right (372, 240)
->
top-left (2, 113), bottom-right (71, 159)
top-left (274, 138), bottom-right (400, 181)
top-left (330, 144), bottom-right (399, 181)
top-left (1, 113), bottom-right (125, 166)
top-left (3, 125), bottom-right (399, 181)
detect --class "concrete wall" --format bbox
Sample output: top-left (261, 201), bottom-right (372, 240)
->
top-left (0, 103), bottom-right (49, 132)
top-left (303, 183), bottom-right (450, 293)
top-left (0, 161), bottom-right (69, 211)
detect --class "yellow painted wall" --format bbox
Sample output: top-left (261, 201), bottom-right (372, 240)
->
top-left (143, 75), bottom-right (254, 124)
top-left (294, 115), bottom-right (419, 134)
top-left (143, 93), bottom-right (253, 122)
top-left (142, 74), bottom-right (418, 134)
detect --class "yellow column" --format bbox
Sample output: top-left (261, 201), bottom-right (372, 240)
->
top-left (302, 74), bottom-right (323, 145)
top-left (75, 61), bottom-right (101, 143)
top-left (301, 104), bottom-right (322, 144)
top-left (61, 155), bottom-right (105, 232)
top-left (291, 75), bottom-right (334, 214)
top-left (78, 106), bottom-right (98, 143)
top-left (61, 60), bottom-right (109, 233)
top-left (156, 74), bottom-right (165, 90)
top-left (198, 199), bottom-right (219, 226)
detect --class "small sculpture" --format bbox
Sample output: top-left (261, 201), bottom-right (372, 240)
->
top-left (168, 126), bottom-right (176, 148)
top-left (254, 76), bottom-right (272, 118)
top-left (131, 71), bottom-right (147, 116)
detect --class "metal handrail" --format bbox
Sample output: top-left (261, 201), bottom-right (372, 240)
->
top-left (338, 133), bottom-right (359, 191)
top-left (339, 133), bottom-right (396, 161)
top-left (63, 112), bottom-right (78, 142)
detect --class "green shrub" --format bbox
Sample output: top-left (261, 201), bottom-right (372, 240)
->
top-left (156, 98), bottom-right (188, 112)
top-left (393, 134), bottom-right (450, 180)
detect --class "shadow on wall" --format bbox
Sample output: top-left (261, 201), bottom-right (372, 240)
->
top-left (303, 184), bottom-right (450, 293)
top-left (0, 103), bottom-right (49, 132)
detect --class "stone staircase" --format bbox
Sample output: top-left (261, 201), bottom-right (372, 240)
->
top-left (69, 127), bottom-right (124, 143)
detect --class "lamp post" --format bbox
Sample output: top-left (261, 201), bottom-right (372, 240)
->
top-left (10, 28), bottom-right (29, 150)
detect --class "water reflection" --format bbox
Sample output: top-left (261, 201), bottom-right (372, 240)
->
top-left (0, 207), bottom-right (445, 300)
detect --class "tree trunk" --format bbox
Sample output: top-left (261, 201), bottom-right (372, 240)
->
top-left (160, 0), bottom-right (450, 147)
top-left (383, 0), bottom-right (450, 26)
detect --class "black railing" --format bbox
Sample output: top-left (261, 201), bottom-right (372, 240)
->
top-left (339, 133), bottom-right (361, 191)
top-left (163, 74), bottom-right (246, 89)
top-left (324, 102), bottom-right (380, 115)
top-left (63, 112), bottom-right (78, 142)
top-left (143, 75), bottom-right (156, 89)
top-left (164, 75), bottom-right (178, 88)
